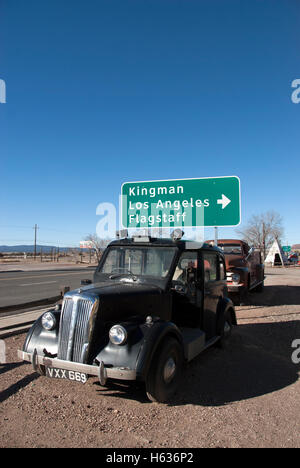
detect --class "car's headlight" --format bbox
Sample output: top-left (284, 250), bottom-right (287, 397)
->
top-left (232, 273), bottom-right (240, 284)
top-left (109, 325), bottom-right (127, 345)
top-left (41, 312), bottom-right (57, 331)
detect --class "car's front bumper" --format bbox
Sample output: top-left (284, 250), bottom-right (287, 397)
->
top-left (227, 282), bottom-right (245, 292)
top-left (17, 349), bottom-right (137, 384)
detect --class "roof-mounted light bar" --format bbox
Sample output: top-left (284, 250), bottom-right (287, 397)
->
top-left (116, 229), bottom-right (128, 239)
top-left (171, 229), bottom-right (184, 241)
top-left (132, 229), bottom-right (150, 242)
top-left (133, 235), bottom-right (150, 242)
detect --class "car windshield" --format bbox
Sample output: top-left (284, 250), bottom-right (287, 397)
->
top-left (218, 244), bottom-right (242, 255)
top-left (98, 246), bottom-right (177, 278)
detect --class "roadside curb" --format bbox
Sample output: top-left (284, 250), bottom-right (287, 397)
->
top-left (0, 307), bottom-right (49, 339)
top-left (0, 270), bottom-right (23, 274)
top-left (0, 296), bottom-right (61, 315)
top-left (0, 265), bottom-right (96, 273)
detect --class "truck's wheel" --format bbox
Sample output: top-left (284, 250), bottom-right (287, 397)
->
top-left (239, 275), bottom-right (250, 305)
top-left (255, 281), bottom-right (264, 292)
top-left (231, 293), bottom-right (241, 306)
top-left (146, 337), bottom-right (184, 403)
top-left (239, 287), bottom-right (249, 306)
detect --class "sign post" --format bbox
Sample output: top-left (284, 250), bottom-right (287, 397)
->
top-left (214, 227), bottom-right (218, 246)
top-left (121, 176), bottom-right (241, 230)
top-left (80, 241), bottom-right (94, 249)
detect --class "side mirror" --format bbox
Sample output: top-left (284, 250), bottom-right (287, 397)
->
top-left (60, 285), bottom-right (70, 297)
top-left (81, 279), bottom-right (92, 285)
top-left (245, 247), bottom-right (254, 261)
top-left (187, 269), bottom-right (196, 283)
top-left (174, 284), bottom-right (186, 294)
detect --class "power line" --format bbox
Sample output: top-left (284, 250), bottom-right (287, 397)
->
top-left (0, 223), bottom-right (87, 249)
top-left (0, 224), bottom-right (88, 235)
top-left (33, 224), bottom-right (39, 260)
top-left (0, 238), bottom-right (79, 246)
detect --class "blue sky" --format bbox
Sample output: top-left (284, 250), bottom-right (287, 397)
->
top-left (0, 0), bottom-right (299, 247)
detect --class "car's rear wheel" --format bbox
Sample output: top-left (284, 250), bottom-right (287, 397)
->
top-left (146, 337), bottom-right (184, 403)
top-left (217, 310), bottom-right (234, 348)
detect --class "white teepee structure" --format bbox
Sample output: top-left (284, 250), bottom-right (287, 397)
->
top-left (264, 239), bottom-right (288, 266)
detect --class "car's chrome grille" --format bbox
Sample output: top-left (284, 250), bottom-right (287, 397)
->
top-left (72, 299), bottom-right (93, 363)
top-left (57, 296), bottom-right (97, 363)
top-left (57, 298), bottom-right (73, 360)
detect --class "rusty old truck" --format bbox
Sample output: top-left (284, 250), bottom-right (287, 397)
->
top-left (206, 239), bottom-right (264, 305)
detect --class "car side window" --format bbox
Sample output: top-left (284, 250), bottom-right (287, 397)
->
top-left (101, 249), bottom-right (117, 274)
top-left (219, 256), bottom-right (226, 280)
top-left (203, 252), bottom-right (218, 282)
top-left (172, 252), bottom-right (198, 285)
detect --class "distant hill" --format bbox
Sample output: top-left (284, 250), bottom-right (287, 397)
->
top-left (0, 245), bottom-right (78, 253)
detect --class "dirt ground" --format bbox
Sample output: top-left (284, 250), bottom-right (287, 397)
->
top-left (0, 267), bottom-right (299, 448)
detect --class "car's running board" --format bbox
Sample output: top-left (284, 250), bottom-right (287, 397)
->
top-left (248, 279), bottom-right (264, 291)
top-left (181, 328), bottom-right (220, 362)
top-left (203, 336), bottom-right (220, 349)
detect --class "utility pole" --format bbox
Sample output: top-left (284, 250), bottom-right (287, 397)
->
top-left (262, 222), bottom-right (266, 261)
top-left (214, 227), bottom-right (218, 246)
top-left (33, 224), bottom-right (39, 260)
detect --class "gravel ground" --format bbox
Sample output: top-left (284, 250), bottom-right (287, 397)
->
top-left (0, 267), bottom-right (299, 448)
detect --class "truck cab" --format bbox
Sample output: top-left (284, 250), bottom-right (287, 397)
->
top-left (206, 239), bottom-right (265, 305)
top-left (18, 234), bottom-right (236, 403)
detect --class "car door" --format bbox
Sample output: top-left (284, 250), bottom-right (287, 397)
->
top-left (171, 250), bottom-right (202, 328)
top-left (243, 244), bottom-right (256, 287)
top-left (201, 251), bottom-right (225, 340)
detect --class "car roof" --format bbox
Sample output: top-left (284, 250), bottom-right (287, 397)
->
top-left (108, 237), bottom-right (223, 253)
top-left (206, 238), bottom-right (246, 246)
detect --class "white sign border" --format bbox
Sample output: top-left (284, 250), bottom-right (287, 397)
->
top-left (120, 175), bottom-right (241, 229)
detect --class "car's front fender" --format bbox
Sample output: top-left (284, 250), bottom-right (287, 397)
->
top-left (22, 310), bottom-right (60, 357)
top-left (135, 321), bottom-right (183, 381)
top-left (216, 297), bottom-right (237, 332)
top-left (95, 320), bottom-right (183, 382)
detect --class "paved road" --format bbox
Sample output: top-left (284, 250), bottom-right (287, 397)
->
top-left (0, 268), bottom-right (95, 308)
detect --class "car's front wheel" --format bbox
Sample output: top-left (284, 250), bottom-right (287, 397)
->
top-left (146, 337), bottom-right (184, 403)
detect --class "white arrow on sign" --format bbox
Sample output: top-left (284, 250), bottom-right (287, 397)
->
top-left (217, 194), bottom-right (231, 210)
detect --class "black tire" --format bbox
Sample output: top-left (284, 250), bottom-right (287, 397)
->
top-left (146, 337), bottom-right (184, 403)
top-left (217, 310), bottom-right (233, 349)
top-left (255, 281), bottom-right (264, 292)
top-left (239, 287), bottom-right (249, 306)
top-left (231, 292), bottom-right (241, 306)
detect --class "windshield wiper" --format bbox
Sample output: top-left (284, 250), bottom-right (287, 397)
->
top-left (109, 272), bottom-right (138, 281)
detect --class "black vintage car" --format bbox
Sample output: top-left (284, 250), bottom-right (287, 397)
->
top-left (18, 233), bottom-right (237, 403)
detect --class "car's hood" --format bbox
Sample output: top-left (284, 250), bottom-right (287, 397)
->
top-left (65, 280), bottom-right (169, 323)
top-left (73, 279), bottom-right (162, 298)
top-left (224, 255), bottom-right (247, 269)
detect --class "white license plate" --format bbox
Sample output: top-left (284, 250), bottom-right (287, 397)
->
top-left (46, 367), bottom-right (88, 384)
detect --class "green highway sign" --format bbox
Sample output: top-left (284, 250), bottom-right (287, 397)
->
top-left (121, 176), bottom-right (241, 229)
top-left (282, 246), bottom-right (291, 252)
